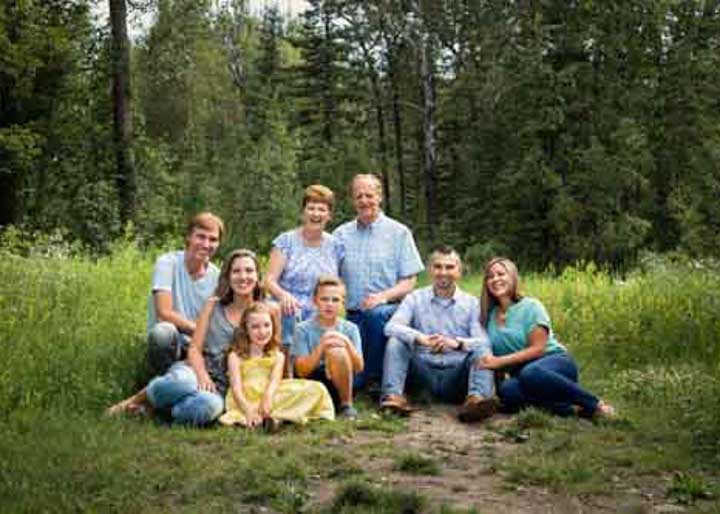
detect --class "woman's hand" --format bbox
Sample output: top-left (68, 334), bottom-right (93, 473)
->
top-left (477, 354), bottom-right (503, 370)
top-left (245, 406), bottom-right (262, 429)
top-left (280, 292), bottom-right (301, 316)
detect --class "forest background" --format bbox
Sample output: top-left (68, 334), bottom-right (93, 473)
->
top-left (2, 0), bottom-right (720, 268)
top-left (2, 2), bottom-right (720, 512)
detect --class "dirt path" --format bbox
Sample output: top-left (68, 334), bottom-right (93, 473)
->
top-left (307, 405), bottom-right (685, 514)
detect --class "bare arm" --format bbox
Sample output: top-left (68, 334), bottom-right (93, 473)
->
top-left (265, 247), bottom-right (300, 316)
top-left (154, 291), bottom-right (197, 335)
top-left (480, 327), bottom-right (548, 370)
top-left (325, 330), bottom-right (364, 372)
top-left (260, 352), bottom-right (284, 417)
top-left (186, 297), bottom-right (217, 392)
top-left (227, 352), bottom-right (261, 428)
top-left (361, 275), bottom-right (418, 310)
top-left (294, 339), bottom-right (329, 378)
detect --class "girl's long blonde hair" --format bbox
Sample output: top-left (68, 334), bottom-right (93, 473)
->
top-left (480, 256), bottom-right (523, 327)
top-left (229, 302), bottom-right (281, 358)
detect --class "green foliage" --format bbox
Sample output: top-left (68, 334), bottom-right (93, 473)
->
top-left (0, 241), bottom-right (150, 416)
top-left (2, 1), bottom-right (720, 266)
top-left (326, 478), bottom-right (425, 514)
top-left (1, 252), bottom-right (719, 509)
top-left (393, 452), bottom-right (441, 476)
top-left (668, 472), bottom-right (717, 505)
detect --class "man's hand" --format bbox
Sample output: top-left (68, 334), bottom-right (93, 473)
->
top-left (361, 292), bottom-right (387, 310)
top-left (416, 334), bottom-right (459, 353)
top-left (429, 334), bottom-right (459, 353)
top-left (197, 373), bottom-right (217, 393)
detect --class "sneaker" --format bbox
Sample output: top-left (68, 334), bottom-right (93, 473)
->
top-left (457, 395), bottom-right (498, 423)
top-left (338, 404), bottom-right (358, 420)
top-left (379, 394), bottom-right (415, 416)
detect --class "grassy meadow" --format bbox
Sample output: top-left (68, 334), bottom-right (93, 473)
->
top-left (1, 244), bottom-right (719, 513)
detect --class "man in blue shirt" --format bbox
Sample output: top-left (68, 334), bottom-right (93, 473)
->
top-left (333, 174), bottom-right (424, 391)
top-left (380, 246), bottom-right (497, 422)
top-left (146, 212), bottom-right (224, 375)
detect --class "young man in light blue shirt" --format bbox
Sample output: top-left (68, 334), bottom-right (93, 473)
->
top-left (146, 212), bottom-right (224, 375)
top-left (380, 246), bottom-right (497, 422)
top-left (333, 174), bottom-right (424, 391)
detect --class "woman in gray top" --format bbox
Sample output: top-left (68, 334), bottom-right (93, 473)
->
top-left (108, 249), bottom-right (263, 426)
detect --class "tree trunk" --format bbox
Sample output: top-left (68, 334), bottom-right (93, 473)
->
top-left (387, 48), bottom-right (406, 219)
top-left (360, 37), bottom-right (391, 215)
top-left (419, 34), bottom-right (438, 241)
top-left (109, 0), bottom-right (134, 225)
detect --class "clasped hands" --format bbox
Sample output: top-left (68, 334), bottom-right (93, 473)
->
top-left (416, 334), bottom-right (460, 353)
top-left (245, 396), bottom-right (274, 429)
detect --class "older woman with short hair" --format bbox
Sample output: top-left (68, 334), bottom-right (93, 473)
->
top-left (266, 185), bottom-right (344, 353)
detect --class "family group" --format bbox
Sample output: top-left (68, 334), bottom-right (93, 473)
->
top-left (108, 173), bottom-right (614, 429)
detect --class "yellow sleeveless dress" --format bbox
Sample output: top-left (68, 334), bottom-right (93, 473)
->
top-left (219, 351), bottom-right (335, 426)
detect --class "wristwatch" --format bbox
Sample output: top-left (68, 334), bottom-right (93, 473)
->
top-left (456, 339), bottom-right (465, 352)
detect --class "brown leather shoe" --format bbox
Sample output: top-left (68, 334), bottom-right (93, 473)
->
top-left (380, 394), bottom-right (415, 416)
top-left (457, 395), bottom-right (497, 423)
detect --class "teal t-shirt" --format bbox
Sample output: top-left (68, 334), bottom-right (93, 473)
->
top-left (291, 317), bottom-right (362, 363)
top-left (487, 297), bottom-right (565, 357)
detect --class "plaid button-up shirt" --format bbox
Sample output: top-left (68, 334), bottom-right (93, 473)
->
top-left (333, 212), bottom-right (424, 310)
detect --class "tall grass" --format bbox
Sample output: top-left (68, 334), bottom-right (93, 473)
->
top-left (462, 260), bottom-right (720, 487)
top-left (1, 248), bottom-right (719, 510)
top-left (0, 243), bottom-right (150, 416)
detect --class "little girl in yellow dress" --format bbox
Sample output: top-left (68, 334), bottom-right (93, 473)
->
top-left (219, 302), bottom-right (335, 428)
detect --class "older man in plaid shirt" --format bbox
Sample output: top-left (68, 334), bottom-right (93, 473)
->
top-left (333, 174), bottom-right (424, 392)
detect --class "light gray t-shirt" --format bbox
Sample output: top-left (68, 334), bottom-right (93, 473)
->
top-left (146, 250), bottom-right (219, 334)
top-left (203, 300), bottom-right (235, 395)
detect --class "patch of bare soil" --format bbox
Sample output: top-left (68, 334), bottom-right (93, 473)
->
top-left (308, 404), bottom-right (686, 514)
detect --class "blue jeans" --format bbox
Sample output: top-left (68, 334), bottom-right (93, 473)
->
top-left (147, 322), bottom-right (191, 376)
top-left (146, 362), bottom-right (224, 426)
top-left (498, 352), bottom-right (599, 416)
top-left (281, 312), bottom-right (301, 348)
top-left (347, 304), bottom-right (398, 388)
top-left (381, 337), bottom-right (495, 402)
top-left (280, 306), bottom-right (317, 348)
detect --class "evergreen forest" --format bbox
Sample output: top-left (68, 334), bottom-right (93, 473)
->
top-left (2, 0), bottom-right (720, 268)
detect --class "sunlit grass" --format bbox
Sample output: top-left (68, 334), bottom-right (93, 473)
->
top-left (1, 246), bottom-right (719, 510)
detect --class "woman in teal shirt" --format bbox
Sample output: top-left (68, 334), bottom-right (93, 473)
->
top-left (479, 257), bottom-right (614, 418)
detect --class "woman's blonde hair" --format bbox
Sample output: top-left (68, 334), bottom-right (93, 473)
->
top-left (302, 184), bottom-right (335, 211)
top-left (229, 302), bottom-right (280, 358)
top-left (480, 256), bottom-right (523, 327)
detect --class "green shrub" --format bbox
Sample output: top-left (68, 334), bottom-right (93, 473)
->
top-left (393, 452), bottom-right (441, 476)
